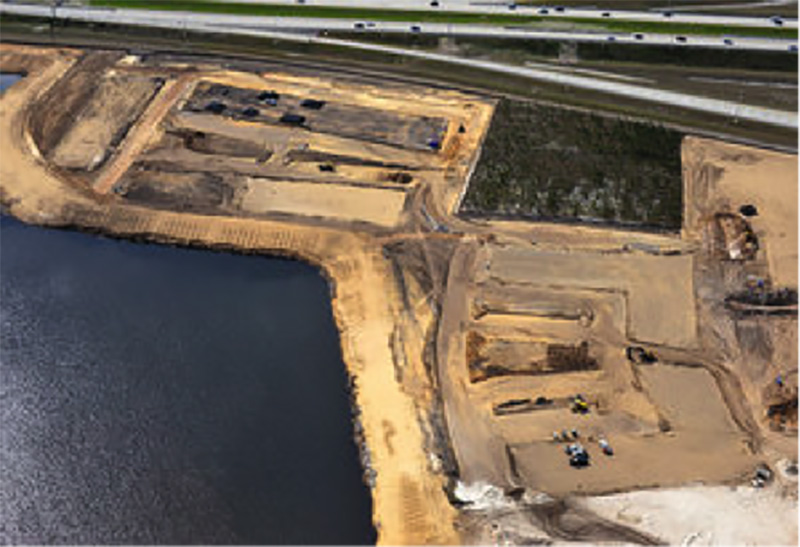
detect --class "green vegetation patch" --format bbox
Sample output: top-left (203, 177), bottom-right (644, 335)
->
top-left (578, 41), bottom-right (798, 71)
top-left (88, 0), bottom-right (550, 23)
top-left (462, 99), bottom-right (684, 230)
top-left (88, 0), bottom-right (797, 38)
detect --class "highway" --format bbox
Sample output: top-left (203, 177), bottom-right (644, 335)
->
top-left (3, 3), bottom-right (797, 52)
top-left (210, 0), bottom-right (799, 29)
top-left (1, 2), bottom-right (796, 129)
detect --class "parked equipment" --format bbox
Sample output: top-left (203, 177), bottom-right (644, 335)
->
top-left (572, 394), bottom-right (589, 414)
top-left (566, 443), bottom-right (590, 467)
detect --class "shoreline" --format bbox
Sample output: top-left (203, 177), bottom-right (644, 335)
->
top-left (0, 43), bottom-right (467, 544)
top-left (2, 41), bottom-right (796, 546)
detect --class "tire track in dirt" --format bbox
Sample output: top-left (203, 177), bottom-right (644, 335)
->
top-left (93, 75), bottom-right (195, 195)
top-left (636, 344), bottom-right (763, 452)
top-left (529, 499), bottom-right (664, 545)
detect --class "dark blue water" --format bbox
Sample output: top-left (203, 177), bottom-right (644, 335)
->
top-left (0, 216), bottom-right (376, 544)
top-left (0, 73), bottom-right (22, 94)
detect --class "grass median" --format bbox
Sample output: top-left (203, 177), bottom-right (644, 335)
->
top-left (87, 0), bottom-right (798, 39)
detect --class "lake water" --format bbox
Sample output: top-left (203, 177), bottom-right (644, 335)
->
top-left (0, 73), bottom-right (22, 94)
top-left (0, 215), bottom-right (376, 544)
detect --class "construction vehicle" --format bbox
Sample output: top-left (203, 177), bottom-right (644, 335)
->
top-left (572, 394), bottom-right (589, 414)
top-left (565, 443), bottom-right (590, 467)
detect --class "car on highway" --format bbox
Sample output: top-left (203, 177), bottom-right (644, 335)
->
top-left (554, 6), bottom-right (565, 12)
top-left (770, 15), bottom-right (783, 25)
top-left (538, 8), bottom-right (549, 14)
top-left (633, 33), bottom-right (644, 40)
top-left (430, 0), bottom-right (439, 6)
top-left (790, 44), bottom-right (798, 52)
top-left (508, 2), bottom-right (517, 9)
top-left (675, 35), bottom-right (687, 43)
top-left (353, 22), bottom-right (365, 29)
top-left (662, 10), bottom-right (673, 17)
top-left (607, 36), bottom-right (616, 41)
top-left (366, 21), bottom-right (376, 27)
top-left (410, 25), bottom-right (421, 32)
top-left (601, 11), bottom-right (611, 17)
top-left (723, 38), bottom-right (734, 46)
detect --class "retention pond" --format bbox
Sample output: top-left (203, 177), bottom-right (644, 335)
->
top-left (0, 216), bottom-right (376, 544)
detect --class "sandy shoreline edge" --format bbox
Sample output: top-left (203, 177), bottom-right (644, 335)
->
top-left (0, 44), bottom-right (465, 545)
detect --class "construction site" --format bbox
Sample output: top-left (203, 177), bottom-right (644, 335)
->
top-left (0, 43), bottom-right (796, 545)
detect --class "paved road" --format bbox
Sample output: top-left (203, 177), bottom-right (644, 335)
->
top-left (4, 3), bottom-right (797, 52)
top-left (211, 0), bottom-right (799, 28)
top-left (2, 3), bottom-right (796, 128)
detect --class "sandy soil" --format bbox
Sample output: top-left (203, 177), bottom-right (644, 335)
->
top-left (1, 43), bottom-right (795, 546)
top-left (0, 44), bottom-right (486, 545)
top-left (580, 484), bottom-right (798, 546)
top-left (93, 76), bottom-right (197, 194)
top-left (484, 246), bottom-right (698, 348)
top-left (683, 136), bottom-right (798, 287)
top-left (51, 74), bottom-right (161, 171)
top-left (683, 135), bottom-right (798, 486)
top-left (239, 179), bottom-right (408, 227)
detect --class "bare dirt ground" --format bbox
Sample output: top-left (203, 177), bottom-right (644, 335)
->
top-left (239, 179), bottom-right (408, 228)
top-left (580, 483), bottom-right (798, 545)
top-left (50, 74), bottom-right (162, 172)
top-left (0, 43), bottom-right (491, 545)
top-left (0, 43), bottom-right (796, 546)
top-left (683, 136), bottom-right (798, 287)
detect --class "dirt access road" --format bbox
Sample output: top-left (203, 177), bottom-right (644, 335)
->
top-left (0, 43), bottom-right (486, 545)
top-left (0, 43), bottom-right (796, 545)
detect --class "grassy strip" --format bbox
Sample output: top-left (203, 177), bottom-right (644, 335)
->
top-left (325, 32), bottom-right (798, 71)
top-left (87, 0), bottom-right (798, 38)
top-left (2, 13), bottom-right (795, 150)
top-left (592, 19), bottom-right (796, 37)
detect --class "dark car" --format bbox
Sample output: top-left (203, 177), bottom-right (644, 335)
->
top-left (258, 90), bottom-right (280, 106)
top-left (601, 11), bottom-right (611, 17)
top-left (723, 38), bottom-right (734, 46)
top-left (662, 10), bottom-right (673, 16)
top-left (279, 113), bottom-right (306, 126)
top-left (675, 35), bottom-right (687, 42)
top-left (770, 15), bottom-right (783, 25)
top-left (508, 2), bottom-right (517, 9)
top-left (607, 35), bottom-right (616, 41)
top-left (790, 44), bottom-right (798, 52)
top-left (410, 24), bottom-right (421, 32)
top-left (300, 98), bottom-right (326, 110)
top-left (570, 451), bottom-right (590, 467)
top-left (554, 5), bottom-right (565, 11)
top-left (566, 444), bottom-right (590, 468)
top-left (633, 33), bottom-right (644, 40)
top-left (241, 106), bottom-right (259, 117)
top-left (354, 22), bottom-right (365, 29)
top-left (204, 100), bottom-right (226, 114)
top-left (430, 0), bottom-right (439, 6)
top-left (538, 8), bottom-right (549, 14)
